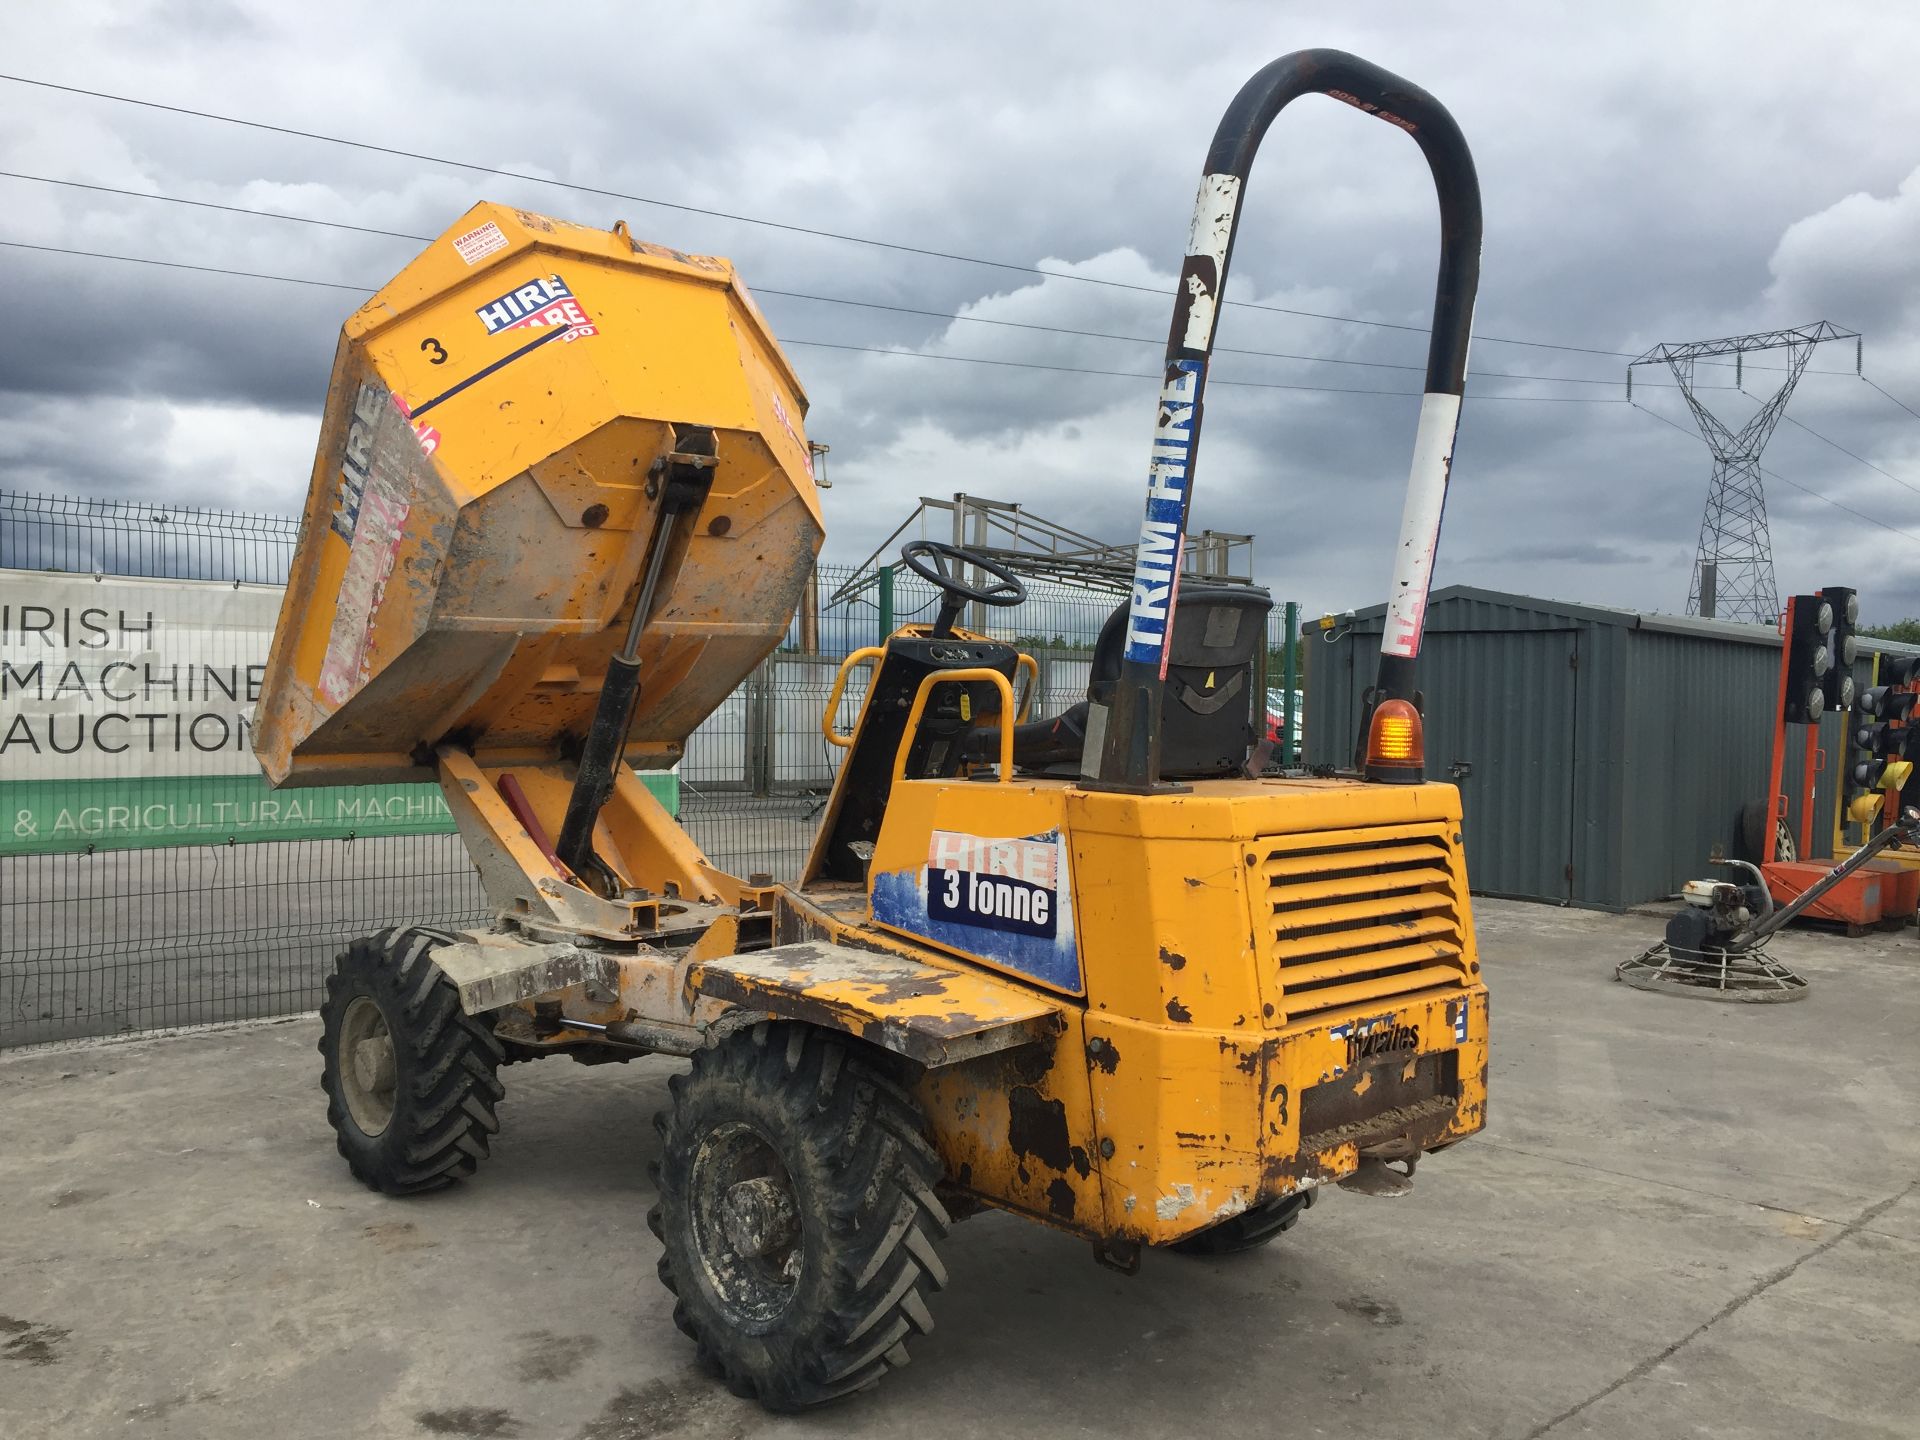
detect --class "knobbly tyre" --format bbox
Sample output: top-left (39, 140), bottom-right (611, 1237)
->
top-left (256, 48), bottom-right (1489, 1411)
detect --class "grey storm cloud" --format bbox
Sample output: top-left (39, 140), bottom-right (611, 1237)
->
top-left (7, 1), bottom-right (1920, 621)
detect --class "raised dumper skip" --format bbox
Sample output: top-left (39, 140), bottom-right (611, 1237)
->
top-left (255, 47), bottom-right (1490, 1412)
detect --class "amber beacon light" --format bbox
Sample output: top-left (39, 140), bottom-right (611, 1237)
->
top-left (1365, 698), bottom-right (1425, 783)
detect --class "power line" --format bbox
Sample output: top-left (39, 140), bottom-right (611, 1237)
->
top-left (1782, 414), bottom-right (1920, 498)
top-left (787, 336), bottom-right (1624, 399)
top-left (0, 71), bottom-right (1639, 360)
top-left (0, 170), bottom-right (425, 243)
top-left (0, 237), bottom-right (366, 292)
top-left (1632, 400), bottom-right (1920, 544)
top-left (1864, 375), bottom-right (1920, 424)
top-left (0, 236), bottom-right (1630, 403)
top-left (0, 170), bottom-right (1700, 393)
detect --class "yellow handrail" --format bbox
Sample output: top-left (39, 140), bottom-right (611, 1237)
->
top-left (821, 646), bottom-right (885, 749)
top-left (1014, 652), bottom-right (1039, 721)
top-left (895, 669), bottom-right (1016, 786)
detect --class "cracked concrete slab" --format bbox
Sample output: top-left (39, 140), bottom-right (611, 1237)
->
top-left (2, 898), bottom-right (1916, 1438)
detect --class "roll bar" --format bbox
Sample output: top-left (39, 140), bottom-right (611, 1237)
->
top-left (1092, 49), bottom-right (1483, 790)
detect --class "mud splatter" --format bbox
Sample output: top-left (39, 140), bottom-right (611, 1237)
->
top-left (365, 1221), bottom-right (437, 1253)
top-left (1337, 1295), bottom-right (1403, 1327)
top-left (0, 1316), bottom-right (70, 1366)
top-left (574, 1374), bottom-right (750, 1439)
top-left (415, 1406), bottom-right (523, 1438)
top-left (515, 1329), bottom-right (600, 1384)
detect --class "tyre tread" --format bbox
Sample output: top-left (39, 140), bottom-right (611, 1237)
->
top-left (652, 1023), bottom-right (947, 1410)
top-left (318, 925), bottom-right (503, 1196)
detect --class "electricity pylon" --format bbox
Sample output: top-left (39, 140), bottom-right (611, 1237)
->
top-left (1630, 323), bottom-right (1860, 622)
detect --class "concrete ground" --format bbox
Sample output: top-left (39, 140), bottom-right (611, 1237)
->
top-left (2, 898), bottom-right (1916, 1440)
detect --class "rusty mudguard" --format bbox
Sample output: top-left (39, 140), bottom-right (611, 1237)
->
top-left (687, 941), bottom-right (1065, 1068)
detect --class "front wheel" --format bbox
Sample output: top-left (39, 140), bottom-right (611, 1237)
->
top-left (1169, 1189), bottom-right (1313, 1256)
top-left (318, 926), bottom-right (505, 1194)
top-left (649, 1023), bottom-right (950, 1410)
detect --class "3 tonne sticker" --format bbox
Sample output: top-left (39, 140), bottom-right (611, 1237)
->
top-left (870, 828), bottom-right (1081, 992)
top-left (927, 831), bottom-right (1059, 938)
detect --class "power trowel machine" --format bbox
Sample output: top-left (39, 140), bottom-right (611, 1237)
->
top-left (257, 49), bottom-right (1490, 1409)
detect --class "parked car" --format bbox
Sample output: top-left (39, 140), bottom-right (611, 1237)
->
top-left (1265, 687), bottom-right (1304, 749)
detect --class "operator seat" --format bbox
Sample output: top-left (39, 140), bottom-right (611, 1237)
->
top-left (1003, 583), bottom-right (1272, 778)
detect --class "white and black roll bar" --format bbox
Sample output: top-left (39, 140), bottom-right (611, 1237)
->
top-left (1090, 48), bottom-right (1483, 791)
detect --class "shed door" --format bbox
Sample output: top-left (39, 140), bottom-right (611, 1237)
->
top-left (1418, 627), bottom-right (1579, 903)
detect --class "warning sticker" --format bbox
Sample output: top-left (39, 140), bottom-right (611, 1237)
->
top-left (474, 274), bottom-right (597, 342)
top-left (452, 221), bottom-right (509, 265)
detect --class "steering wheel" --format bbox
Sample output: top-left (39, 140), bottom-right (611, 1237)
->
top-left (900, 540), bottom-right (1027, 637)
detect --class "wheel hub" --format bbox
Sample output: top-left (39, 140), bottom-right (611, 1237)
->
top-left (721, 1176), bottom-right (798, 1258)
top-left (688, 1122), bottom-right (804, 1326)
top-left (337, 995), bottom-right (398, 1137)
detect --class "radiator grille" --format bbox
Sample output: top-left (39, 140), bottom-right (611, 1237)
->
top-left (1251, 822), bottom-right (1470, 1024)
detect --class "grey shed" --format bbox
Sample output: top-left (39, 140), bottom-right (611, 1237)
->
top-left (1304, 585), bottom-right (1920, 910)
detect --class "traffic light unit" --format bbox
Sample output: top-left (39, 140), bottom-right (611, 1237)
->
top-left (1782, 593), bottom-right (1834, 723)
top-left (1846, 655), bottom-right (1920, 826)
top-left (1820, 585), bottom-right (1858, 715)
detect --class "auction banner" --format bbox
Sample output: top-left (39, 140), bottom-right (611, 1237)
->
top-left (0, 571), bottom-right (674, 856)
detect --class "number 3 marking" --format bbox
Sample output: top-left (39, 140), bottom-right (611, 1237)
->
top-left (421, 337), bottom-right (448, 365)
top-left (942, 868), bottom-right (960, 907)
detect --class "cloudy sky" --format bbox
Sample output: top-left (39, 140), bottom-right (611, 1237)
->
top-left (7, 1), bottom-right (1920, 624)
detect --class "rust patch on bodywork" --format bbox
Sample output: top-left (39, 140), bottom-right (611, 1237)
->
top-left (1046, 1178), bottom-right (1077, 1219)
top-left (1008, 1086), bottom-right (1073, 1171)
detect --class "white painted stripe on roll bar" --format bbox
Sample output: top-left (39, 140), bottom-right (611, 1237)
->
top-left (1381, 390), bottom-right (1462, 660)
top-left (1179, 173), bottom-right (1241, 352)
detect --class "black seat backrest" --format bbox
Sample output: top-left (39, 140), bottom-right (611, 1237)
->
top-left (1158, 583), bottom-right (1270, 777)
top-left (1002, 583), bottom-right (1270, 779)
top-left (811, 634), bottom-right (1020, 884)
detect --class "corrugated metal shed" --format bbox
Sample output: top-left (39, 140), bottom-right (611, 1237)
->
top-left (1305, 586), bottom-right (1920, 909)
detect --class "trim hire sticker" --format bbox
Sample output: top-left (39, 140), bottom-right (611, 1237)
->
top-left (452, 221), bottom-right (508, 265)
top-left (1121, 358), bottom-right (1203, 670)
top-left (474, 274), bottom-right (597, 342)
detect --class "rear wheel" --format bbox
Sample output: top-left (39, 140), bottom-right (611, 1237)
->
top-left (649, 1023), bottom-right (949, 1410)
top-left (1169, 1190), bottom-right (1313, 1256)
top-left (1737, 800), bottom-right (1796, 864)
top-left (319, 926), bottom-right (505, 1195)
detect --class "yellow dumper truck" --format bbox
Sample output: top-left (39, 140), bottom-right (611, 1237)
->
top-left (257, 48), bottom-right (1488, 1409)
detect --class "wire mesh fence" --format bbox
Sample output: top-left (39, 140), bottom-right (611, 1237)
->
top-left (1, 833), bottom-right (490, 1048)
top-left (0, 488), bottom-right (299, 583)
top-left (1, 487), bottom-right (1294, 1049)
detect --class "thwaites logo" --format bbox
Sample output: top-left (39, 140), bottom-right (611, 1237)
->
top-left (1336, 1020), bottom-right (1421, 1069)
top-left (474, 274), bottom-right (597, 342)
top-left (926, 832), bottom-right (1059, 939)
